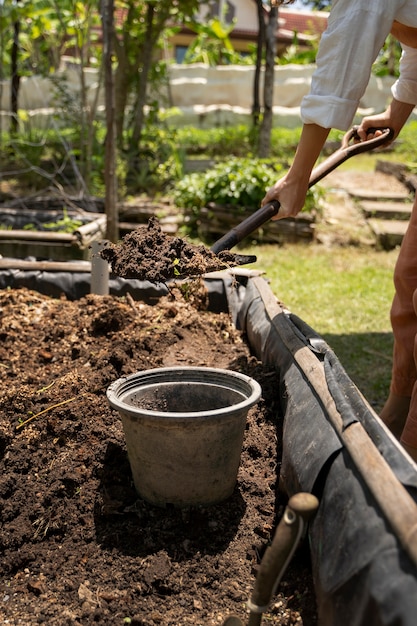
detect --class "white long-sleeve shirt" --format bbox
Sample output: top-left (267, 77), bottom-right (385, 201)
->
top-left (300, 0), bottom-right (417, 130)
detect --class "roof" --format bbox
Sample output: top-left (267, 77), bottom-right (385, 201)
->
top-left (279, 8), bottom-right (328, 38)
top-left (217, 7), bottom-right (328, 45)
top-left (112, 4), bottom-right (329, 47)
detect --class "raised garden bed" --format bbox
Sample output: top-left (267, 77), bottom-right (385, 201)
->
top-left (0, 269), bottom-right (417, 625)
top-left (195, 203), bottom-right (315, 244)
top-left (0, 207), bottom-right (106, 261)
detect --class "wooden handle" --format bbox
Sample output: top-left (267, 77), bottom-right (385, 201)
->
top-left (211, 128), bottom-right (394, 254)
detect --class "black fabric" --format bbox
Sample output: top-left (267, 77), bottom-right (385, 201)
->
top-left (238, 278), bottom-right (417, 626)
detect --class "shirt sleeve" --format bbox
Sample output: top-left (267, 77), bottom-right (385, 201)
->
top-left (391, 45), bottom-right (417, 105)
top-left (300, 1), bottom-right (398, 130)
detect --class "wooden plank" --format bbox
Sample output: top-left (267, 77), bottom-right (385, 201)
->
top-left (0, 259), bottom-right (92, 272)
top-left (367, 218), bottom-right (407, 249)
top-left (75, 215), bottom-right (106, 248)
top-left (0, 229), bottom-right (75, 242)
top-left (360, 201), bottom-right (412, 220)
top-left (348, 189), bottom-right (410, 202)
top-left (251, 274), bottom-right (417, 567)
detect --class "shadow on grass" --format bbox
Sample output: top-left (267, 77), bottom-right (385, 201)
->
top-left (322, 331), bottom-right (393, 413)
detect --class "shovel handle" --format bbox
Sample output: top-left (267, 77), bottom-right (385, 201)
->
top-left (309, 126), bottom-right (394, 187)
top-left (211, 127), bottom-right (394, 255)
top-left (211, 201), bottom-right (280, 254)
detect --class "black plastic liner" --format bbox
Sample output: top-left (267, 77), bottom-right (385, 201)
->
top-left (1, 265), bottom-right (417, 625)
top-left (238, 276), bottom-right (417, 626)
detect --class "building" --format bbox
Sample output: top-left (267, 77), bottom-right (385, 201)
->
top-left (169, 0), bottom-right (328, 63)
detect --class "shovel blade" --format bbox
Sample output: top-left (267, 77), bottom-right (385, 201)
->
top-left (230, 253), bottom-right (257, 266)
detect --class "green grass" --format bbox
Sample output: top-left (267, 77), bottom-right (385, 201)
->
top-left (236, 242), bottom-right (398, 412)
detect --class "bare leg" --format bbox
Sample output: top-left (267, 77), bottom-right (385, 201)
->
top-left (381, 201), bottom-right (417, 445)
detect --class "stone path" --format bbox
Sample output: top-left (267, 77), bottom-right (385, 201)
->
top-left (319, 163), bottom-right (415, 249)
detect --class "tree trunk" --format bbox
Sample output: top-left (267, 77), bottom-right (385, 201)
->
top-left (10, 16), bottom-right (20, 136)
top-left (129, 3), bottom-right (155, 151)
top-left (114, 58), bottom-right (130, 148)
top-left (253, 0), bottom-right (266, 128)
top-left (102, 0), bottom-right (118, 242)
top-left (258, 6), bottom-right (278, 158)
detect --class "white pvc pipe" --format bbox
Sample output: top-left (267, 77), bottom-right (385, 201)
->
top-left (90, 240), bottom-right (109, 295)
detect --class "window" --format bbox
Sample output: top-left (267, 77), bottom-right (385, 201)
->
top-left (207, 1), bottom-right (235, 24)
top-left (175, 45), bottom-right (189, 64)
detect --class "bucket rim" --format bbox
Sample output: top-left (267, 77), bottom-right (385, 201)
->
top-left (106, 366), bottom-right (262, 419)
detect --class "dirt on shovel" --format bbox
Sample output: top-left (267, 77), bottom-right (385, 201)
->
top-left (100, 217), bottom-right (243, 284)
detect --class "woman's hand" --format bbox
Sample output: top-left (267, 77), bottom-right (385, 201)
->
top-left (355, 98), bottom-right (414, 142)
top-left (261, 123), bottom-right (330, 220)
top-left (261, 172), bottom-right (310, 220)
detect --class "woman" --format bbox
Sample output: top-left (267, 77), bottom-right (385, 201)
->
top-left (265, 1), bottom-right (417, 461)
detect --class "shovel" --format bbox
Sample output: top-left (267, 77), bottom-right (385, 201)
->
top-left (221, 492), bottom-right (319, 626)
top-left (100, 128), bottom-right (393, 282)
top-left (211, 126), bottom-right (394, 262)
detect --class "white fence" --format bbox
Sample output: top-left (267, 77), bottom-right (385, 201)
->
top-left (0, 61), bottom-right (399, 129)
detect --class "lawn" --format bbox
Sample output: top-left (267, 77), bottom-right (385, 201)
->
top-left (238, 241), bottom-right (399, 413)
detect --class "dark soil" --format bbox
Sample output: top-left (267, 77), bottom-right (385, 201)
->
top-left (0, 285), bottom-right (317, 626)
top-left (99, 217), bottom-right (253, 283)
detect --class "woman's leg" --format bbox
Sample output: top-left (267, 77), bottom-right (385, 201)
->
top-left (380, 198), bottom-right (417, 440)
top-left (399, 288), bottom-right (417, 461)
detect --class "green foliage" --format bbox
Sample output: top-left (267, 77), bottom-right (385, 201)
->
top-left (389, 119), bottom-right (417, 156)
top-left (175, 125), bottom-right (258, 158)
top-left (23, 208), bottom-right (83, 233)
top-left (0, 0), bottom-right (101, 78)
top-left (174, 158), bottom-right (284, 211)
top-left (43, 209), bottom-right (83, 233)
top-left (174, 124), bottom-right (301, 160)
top-left (183, 16), bottom-right (243, 66)
top-left (125, 126), bottom-right (185, 195)
top-left (278, 29), bottom-right (319, 66)
top-left (372, 35), bottom-right (401, 77)
top-left (298, 1), bottom-right (331, 9)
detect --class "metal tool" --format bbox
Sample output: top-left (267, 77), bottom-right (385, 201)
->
top-left (246, 492), bottom-right (319, 626)
top-left (222, 492), bottom-right (319, 626)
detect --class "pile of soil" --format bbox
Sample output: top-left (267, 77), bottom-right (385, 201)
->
top-left (100, 217), bottom-right (251, 283)
top-left (0, 285), bottom-right (316, 625)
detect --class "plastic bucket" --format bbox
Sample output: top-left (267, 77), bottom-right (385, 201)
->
top-left (106, 366), bottom-right (262, 507)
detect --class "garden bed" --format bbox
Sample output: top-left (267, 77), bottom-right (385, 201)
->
top-left (1, 269), bottom-right (417, 626)
top-left (0, 207), bottom-right (106, 261)
top-left (0, 278), bottom-right (315, 626)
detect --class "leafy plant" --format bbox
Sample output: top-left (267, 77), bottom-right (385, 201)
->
top-left (174, 158), bottom-right (283, 211)
top-left (174, 156), bottom-right (322, 215)
top-left (22, 208), bottom-right (83, 233)
top-left (125, 126), bottom-right (185, 194)
top-left (183, 16), bottom-right (241, 66)
top-left (42, 209), bottom-right (83, 233)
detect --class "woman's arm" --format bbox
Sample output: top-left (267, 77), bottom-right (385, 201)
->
top-left (261, 124), bottom-right (330, 219)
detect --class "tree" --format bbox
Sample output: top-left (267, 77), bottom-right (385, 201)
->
top-left (299, 0), bottom-right (331, 9)
top-left (10, 1), bottom-right (20, 135)
top-left (252, 0), bottom-right (265, 128)
top-left (101, 0), bottom-right (118, 243)
top-left (0, 0), bottom-right (103, 191)
top-left (54, 0), bottom-right (102, 190)
top-left (258, 4), bottom-right (278, 157)
top-left (253, 1), bottom-right (279, 158)
top-left (112, 0), bottom-right (199, 152)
